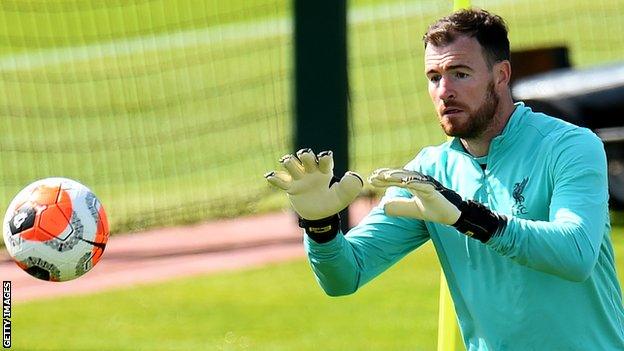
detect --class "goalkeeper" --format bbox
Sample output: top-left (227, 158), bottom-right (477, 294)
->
top-left (265, 8), bottom-right (624, 350)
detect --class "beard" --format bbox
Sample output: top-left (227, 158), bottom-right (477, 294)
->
top-left (440, 81), bottom-right (499, 139)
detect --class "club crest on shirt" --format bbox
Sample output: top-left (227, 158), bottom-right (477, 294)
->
top-left (512, 177), bottom-right (529, 215)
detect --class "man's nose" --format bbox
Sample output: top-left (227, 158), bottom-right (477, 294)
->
top-left (438, 77), bottom-right (456, 101)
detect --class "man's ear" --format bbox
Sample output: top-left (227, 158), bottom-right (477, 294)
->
top-left (494, 60), bottom-right (512, 87)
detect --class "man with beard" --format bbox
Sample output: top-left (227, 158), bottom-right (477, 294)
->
top-left (265, 9), bottom-right (624, 349)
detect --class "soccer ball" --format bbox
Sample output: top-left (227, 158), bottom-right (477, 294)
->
top-left (2, 178), bottom-right (109, 282)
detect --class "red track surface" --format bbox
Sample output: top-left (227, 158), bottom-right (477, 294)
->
top-left (0, 198), bottom-right (377, 303)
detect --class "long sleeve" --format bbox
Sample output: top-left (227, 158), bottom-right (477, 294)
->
top-left (486, 129), bottom-right (609, 282)
top-left (304, 187), bottom-right (430, 296)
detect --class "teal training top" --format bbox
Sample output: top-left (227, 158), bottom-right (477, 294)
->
top-left (304, 102), bottom-right (624, 350)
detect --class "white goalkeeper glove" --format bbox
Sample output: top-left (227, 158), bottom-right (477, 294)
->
top-left (265, 149), bottom-right (363, 241)
top-left (369, 168), bottom-right (507, 243)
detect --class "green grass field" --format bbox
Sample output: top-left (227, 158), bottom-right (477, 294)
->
top-left (8, 225), bottom-right (624, 350)
top-left (1, 0), bottom-right (623, 234)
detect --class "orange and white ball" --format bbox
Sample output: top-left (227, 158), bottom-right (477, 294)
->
top-left (3, 178), bottom-right (109, 282)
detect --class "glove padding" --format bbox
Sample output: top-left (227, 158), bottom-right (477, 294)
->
top-left (368, 168), bottom-right (462, 225)
top-left (265, 148), bottom-right (363, 220)
top-left (369, 168), bottom-right (506, 243)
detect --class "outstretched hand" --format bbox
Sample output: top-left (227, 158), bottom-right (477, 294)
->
top-left (369, 167), bottom-right (507, 243)
top-left (368, 168), bottom-right (462, 225)
top-left (265, 149), bottom-right (363, 220)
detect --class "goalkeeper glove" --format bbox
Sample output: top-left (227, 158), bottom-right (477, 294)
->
top-left (265, 149), bottom-right (363, 242)
top-left (368, 168), bottom-right (506, 243)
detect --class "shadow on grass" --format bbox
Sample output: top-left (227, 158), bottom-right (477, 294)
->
top-left (611, 210), bottom-right (624, 227)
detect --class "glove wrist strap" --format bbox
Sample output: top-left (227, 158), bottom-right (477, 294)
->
top-left (299, 214), bottom-right (341, 243)
top-left (453, 200), bottom-right (507, 243)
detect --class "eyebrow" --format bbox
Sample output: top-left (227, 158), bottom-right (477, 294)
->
top-left (426, 64), bottom-right (474, 75)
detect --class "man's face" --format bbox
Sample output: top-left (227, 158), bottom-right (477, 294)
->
top-left (425, 35), bottom-right (500, 139)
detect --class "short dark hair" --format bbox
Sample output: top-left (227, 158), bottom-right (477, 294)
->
top-left (423, 9), bottom-right (510, 67)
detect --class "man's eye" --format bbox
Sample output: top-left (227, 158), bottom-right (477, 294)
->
top-left (455, 72), bottom-right (469, 79)
top-left (429, 75), bottom-right (441, 83)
